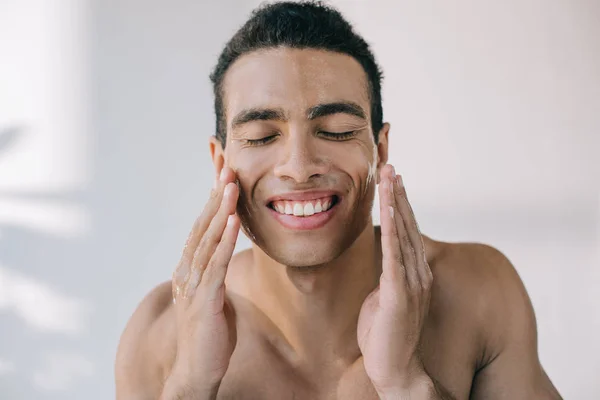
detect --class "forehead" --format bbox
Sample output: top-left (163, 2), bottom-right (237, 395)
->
top-left (222, 48), bottom-right (370, 120)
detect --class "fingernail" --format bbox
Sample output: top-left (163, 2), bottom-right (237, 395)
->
top-left (219, 167), bottom-right (227, 182)
top-left (388, 206), bottom-right (394, 218)
top-left (398, 175), bottom-right (404, 187)
top-left (391, 165), bottom-right (396, 176)
top-left (224, 183), bottom-right (234, 197)
top-left (389, 178), bottom-right (394, 195)
top-left (227, 214), bottom-right (235, 227)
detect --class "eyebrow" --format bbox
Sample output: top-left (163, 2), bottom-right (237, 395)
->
top-left (230, 101), bottom-right (367, 130)
top-left (231, 108), bottom-right (288, 130)
top-left (306, 102), bottom-right (366, 120)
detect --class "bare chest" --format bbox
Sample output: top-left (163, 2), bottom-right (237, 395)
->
top-left (215, 348), bottom-right (378, 400)
top-left (213, 324), bottom-right (476, 400)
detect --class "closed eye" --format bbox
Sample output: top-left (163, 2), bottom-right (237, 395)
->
top-left (245, 134), bottom-right (278, 146)
top-left (244, 130), bottom-right (358, 146)
top-left (318, 130), bottom-right (358, 140)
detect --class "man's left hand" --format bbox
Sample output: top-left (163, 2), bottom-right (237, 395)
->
top-left (357, 164), bottom-right (434, 399)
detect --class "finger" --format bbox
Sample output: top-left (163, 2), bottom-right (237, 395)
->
top-left (390, 174), bottom-right (419, 291)
top-left (395, 175), bottom-right (432, 289)
top-left (172, 167), bottom-right (234, 276)
top-left (172, 168), bottom-right (237, 305)
top-left (184, 183), bottom-right (239, 300)
top-left (379, 173), bottom-right (405, 284)
top-left (201, 214), bottom-right (241, 309)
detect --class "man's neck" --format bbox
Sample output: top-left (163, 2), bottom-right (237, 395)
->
top-left (244, 221), bottom-right (382, 365)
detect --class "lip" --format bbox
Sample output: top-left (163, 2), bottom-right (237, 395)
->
top-left (265, 190), bottom-right (339, 203)
top-left (267, 200), bottom-right (339, 230)
top-left (265, 190), bottom-right (341, 231)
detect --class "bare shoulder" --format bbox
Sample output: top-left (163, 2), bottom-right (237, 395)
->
top-left (429, 238), bottom-right (519, 288)
top-left (427, 237), bottom-right (534, 363)
top-left (428, 238), bottom-right (527, 314)
top-left (431, 239), bottom-right (526, 308)
top-left (115, 280), bottom-right (177, 398)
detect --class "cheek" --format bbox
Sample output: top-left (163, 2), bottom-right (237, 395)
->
top-left (225, 147), bottom-right (270, 205)
top-left (327, 139), bottom-right (377, 196)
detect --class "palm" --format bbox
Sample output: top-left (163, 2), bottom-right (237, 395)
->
top-left (190, 290), bottom-right (237, 380)
top-left (357, 279), bottom-right (402, 386)
top-left (356, 167), bottom-right (433, 394)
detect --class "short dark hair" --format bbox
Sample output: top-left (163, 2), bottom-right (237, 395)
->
top-left (209, 0), bottom-right (384, 147)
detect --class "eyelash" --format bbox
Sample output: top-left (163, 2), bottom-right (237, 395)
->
top-left (319, 130), bottom-right (357, 140)
top-left (245, 130), bottom-right (357, 147)
top-left (245, 135), bottom-right (277, 146)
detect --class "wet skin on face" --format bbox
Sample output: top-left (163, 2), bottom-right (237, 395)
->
top-left (215, 48), bottom-right (388, 268)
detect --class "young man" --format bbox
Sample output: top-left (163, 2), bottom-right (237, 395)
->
top-left (115, 2), bottom-right (562, 399)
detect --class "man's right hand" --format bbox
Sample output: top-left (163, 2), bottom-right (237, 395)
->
top-left (162, 167), bottom-right (241, 400)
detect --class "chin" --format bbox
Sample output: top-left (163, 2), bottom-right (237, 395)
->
top-left (254, 221), bottom-right (368, 268)
top-left (266, 240), bottom-right (344, 268)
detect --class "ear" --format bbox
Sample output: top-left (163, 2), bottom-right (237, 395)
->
top-left (375, 122), bottom-right (390, 184)
top-left (209, 136), bottom-right (225, 185)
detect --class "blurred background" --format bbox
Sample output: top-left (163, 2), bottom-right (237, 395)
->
top-left (1, 0), bottom-right (598, 399)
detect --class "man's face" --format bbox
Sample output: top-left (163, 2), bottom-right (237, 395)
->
top-left (219, 48), bottom-right (386, 267)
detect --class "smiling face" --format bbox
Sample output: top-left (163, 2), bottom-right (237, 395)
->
top-left (211, 48), bottom-right (389, 268)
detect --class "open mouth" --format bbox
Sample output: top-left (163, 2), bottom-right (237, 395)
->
top-left (268, 195), bottom-right (339, 217)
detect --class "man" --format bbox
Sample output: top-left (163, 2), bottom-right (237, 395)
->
top-left (115, 2), bottom-right (562, 399)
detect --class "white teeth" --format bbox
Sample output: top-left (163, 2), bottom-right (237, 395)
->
top-left (272, 197), bottom-right (335, 216)
top-left (293, 203), bottom-right (304, 216)
top-left (314, 201), bottom-right (322, 213)
top-left (304, 203), bottom-right (314, 216)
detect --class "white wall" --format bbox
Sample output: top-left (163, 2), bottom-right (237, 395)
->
top-left (0, 0), bottom-right (598, 399)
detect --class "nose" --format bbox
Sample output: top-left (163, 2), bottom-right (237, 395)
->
top-left (273, 133), bottom-right (330, 183)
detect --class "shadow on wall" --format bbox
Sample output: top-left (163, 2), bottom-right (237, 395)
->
top-left (0, 125), bottom-right (94, 397)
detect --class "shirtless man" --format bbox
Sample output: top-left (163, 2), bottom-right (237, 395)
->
top-left (115, 2), bottom-right (562, 399)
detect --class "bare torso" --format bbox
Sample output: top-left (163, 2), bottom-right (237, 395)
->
top-left (144, 231), bottom-right (489, 400)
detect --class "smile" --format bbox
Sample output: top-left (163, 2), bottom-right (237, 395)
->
top-left (269, 196), bottom-right (337, 216)
top-left (266, 192), bottom-right (341, 230)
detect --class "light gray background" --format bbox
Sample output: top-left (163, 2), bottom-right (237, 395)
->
top-left (1, 0), bottom-right (599, 399)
